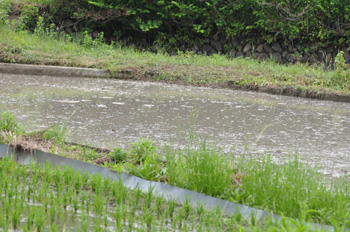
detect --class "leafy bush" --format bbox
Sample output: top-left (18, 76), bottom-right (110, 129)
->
top-left (0, 0), bottom-right (11, 24)
top-left (126, 153), bottom-right (164, 181)
top-left (328, 51), bottom-right (350, 90)
top-left (130, 137), bottom-right (157, 162)
top-left (53, 0), bottom-right (350, 45)
top-left (109, 147), bottom-right (127, 164)
top-left (8, 0), bottom-right (350, 47)
top-left (16, 3), bottom-right (40, 31)
top-left (0, 111), bottom-right (20, 133)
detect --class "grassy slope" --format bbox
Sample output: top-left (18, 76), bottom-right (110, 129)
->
top-left (1, 25), bottom-right (350, 100)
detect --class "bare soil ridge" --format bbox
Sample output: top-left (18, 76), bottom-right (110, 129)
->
top-left (1, 62), bottom-right (350, 103)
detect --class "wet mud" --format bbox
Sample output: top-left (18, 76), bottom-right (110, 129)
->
top-left (1, 73), bottom-right (350, 176)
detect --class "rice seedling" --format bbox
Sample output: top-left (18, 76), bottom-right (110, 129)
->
top-left (53, 166), bottom-right (64, 195)
top-left (80, 191), bottom-right (87, 206)
top-left (63, 191), bottom-right (69, 209)
top-left (183, 197), bottom-right (192, 219)
top-left (155, 195), bottom-right (164, 215)
top-left (1, 139), bottom-right (346, 231)
top-left (0, 212), bottom-right (9, 232)
top-left (11, 200), bottom-right (23, 229)
top-left (114, 205), bottom-right (122, 229)
top-left (127, 213), bottom-right (135, 231)
top-left (72, 191), bottom-right (79, 212)
top-left (63, 166), bottom-right (75, 191)
top-left (81, 211), bottom-right (89, 232)
top-left (167, 199), bottom-right (176, 220)
top-left (50, 223), bottom-right (58, 232)
top-left (142, 203), bottom-right (154, 229)
top-left (26, 207), bottom-right (36, 231)
top-left (91, 173), bottom-right (103, 193)
top-left (145, 186), bottom-right (154, 209)
top-left (35, 206), bottom-right (46, 232)
top-left (93, 194), bottom-right (104, 215)
top-left (73, 171), bottom-right (83, 193)
top-left (93, 218), bottom-right (103, 232)
top-left (103, 213), bottom-right (109, 228)
top-left (49, 203), bottom-right (56, 224)
top-left (130, 188), bottom-right (141, 214)
top-left (103, 175), bottom-right (111, 195)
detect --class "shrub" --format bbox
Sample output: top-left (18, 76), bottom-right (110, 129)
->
top-left (10, 0), bottom-right (350, 48)
top-left (130, 137), bottom-right (157, 162)
top-left (109, 147), bottom-right (127, 163)
top-left (0, 111), bottom-right (20, 133)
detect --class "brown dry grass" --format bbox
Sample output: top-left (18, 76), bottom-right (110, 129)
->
top-left (1, 130), bottom-right (111, 164)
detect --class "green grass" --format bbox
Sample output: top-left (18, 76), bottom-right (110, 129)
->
top-left (1, 112), bottom-right (350, 229)
top-left (240, 156), bottom-right (350, 225)
top-left (42, 122), bottom-right (69, 145)
top-left (0, 155), bottom-right (328, 231)
top-left (0, 20), bottom-right (350, 96)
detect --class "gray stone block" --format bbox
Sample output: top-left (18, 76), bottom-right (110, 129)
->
top-left (272, 52), bottom-right (282, 62)
top-left (272, 42), bottom-right (283, 52)
top-left (243, 43), bottom-right (252, 53)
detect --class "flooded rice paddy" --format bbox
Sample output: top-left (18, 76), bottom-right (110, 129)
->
top-left (1, 73), bottom-right (350, 176)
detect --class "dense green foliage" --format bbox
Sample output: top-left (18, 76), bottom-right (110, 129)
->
top-left (2, 0), bottom-right (350, 49)
top-left (37, 0), bottom-right (350, 45)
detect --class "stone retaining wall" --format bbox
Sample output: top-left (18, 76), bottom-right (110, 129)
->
top-left (61, 19), bottom-right (350, 65)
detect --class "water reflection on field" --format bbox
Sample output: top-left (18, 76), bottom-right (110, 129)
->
top-left (1, 73), bottom-right (350, 176)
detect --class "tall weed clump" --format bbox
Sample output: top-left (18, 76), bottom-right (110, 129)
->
top-left (328, 51), bottom-right (350, 91)
top-left (0, 111), bottom-right (23, 144)
top-left (43, 123), bottom-right (69, 144)
top-left (239, 155), bottom-right (350, 226)
top-left (0, 111), bottom-right (20, 132)
top-left (166, 143), bottom-right (233, 198)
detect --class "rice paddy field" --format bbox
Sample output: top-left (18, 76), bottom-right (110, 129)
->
top-left (0, 155), bottom-right (317, 232)
top-left (1, 112), bottom-right (350, 231)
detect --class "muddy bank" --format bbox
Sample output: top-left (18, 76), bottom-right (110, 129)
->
top-left (1, 62), bottom-right (350, 103)
top-left (1, 73), bottom-right (350, 176)
top-left (107, 65), bottom-right (350, 104)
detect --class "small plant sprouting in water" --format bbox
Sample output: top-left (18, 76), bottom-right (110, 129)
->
top-left (168, 199), bottom-right (176, 219)
top-left (11, 201), bottom-right (23, 230)
top-left (91, 173), bottom-right (103, 193)
top-left (156, 195), bottom-right (164, 215)
top-left (183, 197), bottom-right (192, 219)
top-left (81, 212), bottom-right (89, 232)
top-left (93, 194), bottom-right (104, 215)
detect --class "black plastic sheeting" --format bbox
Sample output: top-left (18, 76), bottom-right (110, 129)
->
top-left (0, 144), bottom-right (336, 231)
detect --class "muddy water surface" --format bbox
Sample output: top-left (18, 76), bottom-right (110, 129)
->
top-left (1, 73), bottom-right (350, 176)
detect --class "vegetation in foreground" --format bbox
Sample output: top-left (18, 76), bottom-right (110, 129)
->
top-left (0, 0), bottom-right (350, 98)
top-left (1, 111), bottom-right (350, 230)
top-left (1, 155), bottom-right (332, 231)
